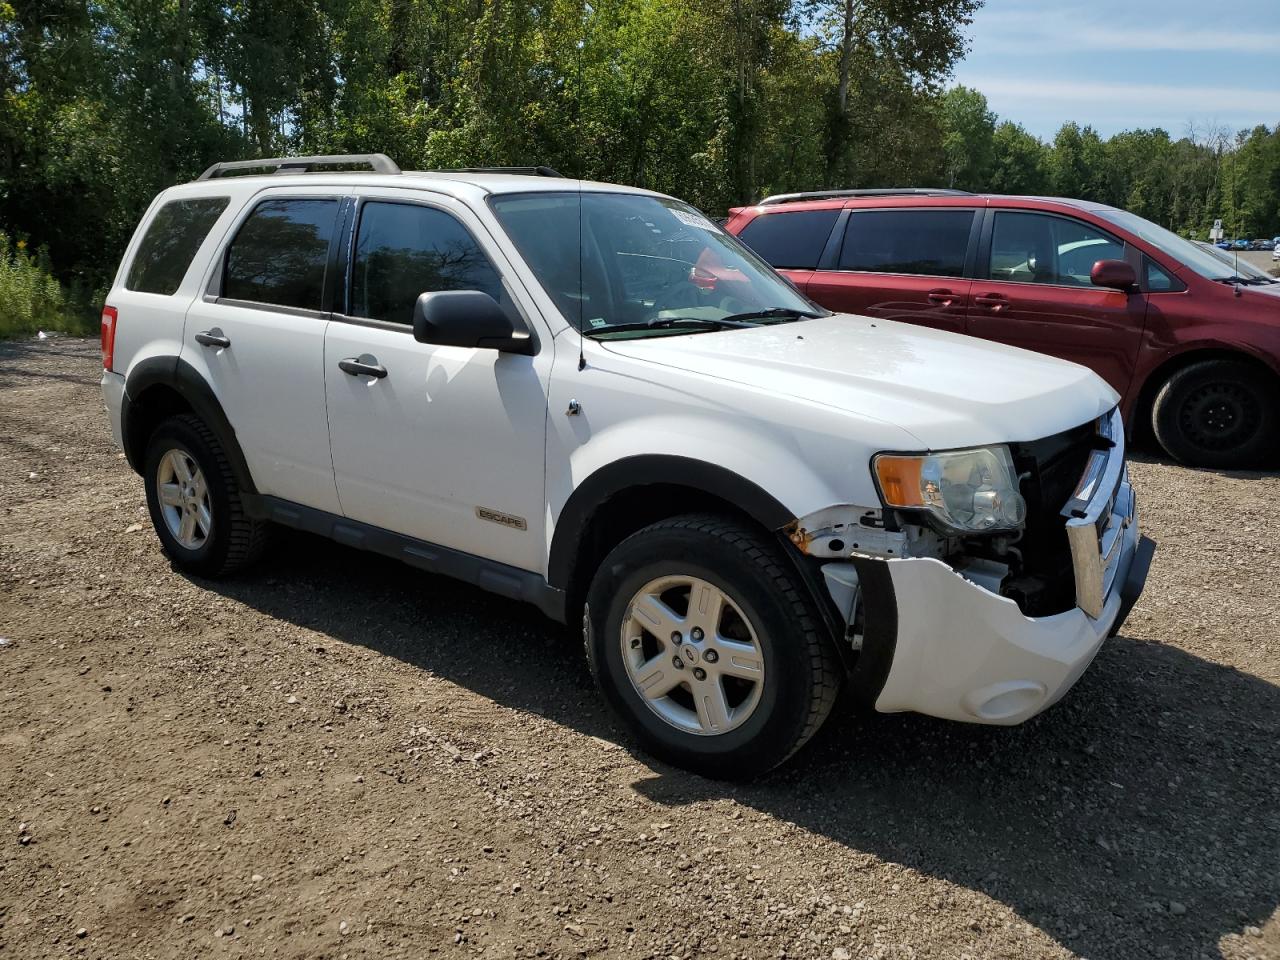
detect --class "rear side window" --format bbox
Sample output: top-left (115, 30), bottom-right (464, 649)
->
top-left (223, 199), bottom-right (339, 310)
top-left (839, 209), bottom-right (974, 277)
top-left (737, 210), bottom-right (840, 270)
top-left (988, 212), bottom-right (1126, 286)
top-left (349, 202), bottom-right (502, 324)
top-left (126, 197), bottom-right (229, 295)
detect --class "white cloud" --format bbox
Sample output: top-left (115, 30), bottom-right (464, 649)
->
top-left (970, 8), bottom-right (1280, 54)
top-left (969, 77), bottom-right (1280, 119)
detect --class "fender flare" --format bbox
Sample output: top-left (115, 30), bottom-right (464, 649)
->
top-left (547, 454), bottom-right (794, 591)
top-left (121, 356), bottom-right (258, 495)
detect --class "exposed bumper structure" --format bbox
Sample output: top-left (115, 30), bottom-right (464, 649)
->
top-left (832, 409), bottom-right (1156, 725)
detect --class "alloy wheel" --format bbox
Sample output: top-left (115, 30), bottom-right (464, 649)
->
top-left (619, 575), bottom-right (765, 736)
top-left (156, 448), bottom-right (212, 550)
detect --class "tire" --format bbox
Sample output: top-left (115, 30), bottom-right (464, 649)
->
top-left (584, 514), bottom-right (840, 779)
top-left (143, 414), bottom-right (269, 577)
top-left (1152, 359), bottom-right (1280, 468)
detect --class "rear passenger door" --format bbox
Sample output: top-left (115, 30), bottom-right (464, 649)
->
top-left (183, 187), bottom-right (348, 514)
top-left (967, 210), bottom-right (1148, 397)
top-left (804, 207), bottom-right (980, 333)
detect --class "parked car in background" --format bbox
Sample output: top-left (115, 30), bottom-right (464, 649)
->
top-left (100, 156), bottom-right (1152, 777)
top-left (1215, 240), bottom-right (1232, 249)
top-left (726, 189), bottom-right (1280, 468)
top-left (1232, 238), bottom-right (1251, 251)
top-left (1194, 241), bottom-right (1275, 280)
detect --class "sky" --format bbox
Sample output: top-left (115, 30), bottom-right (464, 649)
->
top-left (950, 0), bottom-right (1280, 141)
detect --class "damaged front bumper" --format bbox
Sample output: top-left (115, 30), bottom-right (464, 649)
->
top-left (821, 410), bottom-right (1156, 725)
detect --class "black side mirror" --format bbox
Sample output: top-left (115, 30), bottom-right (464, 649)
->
top-left (412, 290), bottom-right (536, 355)
top-left (1090, 259), bottom-right (1138, 293)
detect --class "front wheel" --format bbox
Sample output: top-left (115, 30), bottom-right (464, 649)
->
top-left (1151, 359), bottom-right (1279, 468)
top-left (585, 515), bottom-right (841, 779)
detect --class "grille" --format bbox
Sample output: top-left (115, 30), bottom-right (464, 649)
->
top-left (1004, 420), bottom-right (1098, 616)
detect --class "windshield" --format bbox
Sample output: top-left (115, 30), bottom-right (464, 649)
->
top-left (1196, 242), bottom-right (1275, 281)
top-left (1095, 208), bottom-right (1245, 281)
top-left (489, 191), bottom-right (822, 336)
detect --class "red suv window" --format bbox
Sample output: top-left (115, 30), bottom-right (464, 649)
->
top-left (988, 211), bottom-right (1125, 286)
top-left (839, 209), bottom-right (974, 277)
top-left (736, 210), bottom-right (840, 269)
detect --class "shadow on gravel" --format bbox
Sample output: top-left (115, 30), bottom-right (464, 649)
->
top-left (1128, 448), bottom-right (1280, 479)
top-left (0, 338), bottom-right (103, 387)
top-left (209, 529), bottom-right (1277, 960)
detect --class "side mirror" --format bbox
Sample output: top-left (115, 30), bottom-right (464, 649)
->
top-left (1090, 259), bottom-right (1138, 292)
top-left (412, 290), bottom-right (536, 355)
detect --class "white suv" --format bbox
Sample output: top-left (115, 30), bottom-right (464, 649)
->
top-left (100, 154), bottom-right (1154, 777)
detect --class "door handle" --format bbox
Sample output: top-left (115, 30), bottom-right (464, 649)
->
top-left (974, 293), bottom-right (1008, 311)
top-left (926, 289), bottom-right (955, 305)
top-left (339, 357), bottom-right (388, 379)
top-left (194, 330), bottom-right (231, 348)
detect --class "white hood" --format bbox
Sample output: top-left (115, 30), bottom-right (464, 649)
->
top-left (600, 314), bottom-right (1118, 449)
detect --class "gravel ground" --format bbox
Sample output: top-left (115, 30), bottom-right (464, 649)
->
top-left (1, 338), bottom-right (1277, 960)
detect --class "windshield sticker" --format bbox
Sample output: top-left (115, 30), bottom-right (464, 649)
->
top-left (587, 317), bottom-right (608, 328)
top-left (670, 208), bottom-right (717, 231)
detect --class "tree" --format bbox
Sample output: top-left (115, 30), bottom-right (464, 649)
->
top-left (989, 121), bottom-right (1048, 195)
top-left (940, 85), bottom-right (993, 189)
top-left (804, 0), bottom-right (980, 187)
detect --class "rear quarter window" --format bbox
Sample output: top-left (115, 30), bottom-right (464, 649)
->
top-left (737, 210), bottom-right (840, 270)
top-left (126, 197), bottom-right (230, 295)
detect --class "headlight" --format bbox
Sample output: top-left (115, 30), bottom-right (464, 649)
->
top-left (873, 445), bottom-right (1027, 534)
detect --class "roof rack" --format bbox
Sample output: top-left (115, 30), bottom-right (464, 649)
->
top-left (196, 153), bottom-right (401, 181)
top-left (757, 188), bottom-right (972, 205)
top-left (439, 166), bottom-right (563, 178)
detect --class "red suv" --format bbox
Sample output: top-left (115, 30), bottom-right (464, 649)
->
top-left (725, 189), bottom-right (1280, 468)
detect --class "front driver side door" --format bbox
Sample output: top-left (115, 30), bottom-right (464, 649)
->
top-left (323, 193), bottom-right (552, 574)
top-left (967, 210), bottom-right (1148, 398)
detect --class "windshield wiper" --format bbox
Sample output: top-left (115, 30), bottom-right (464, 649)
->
top-left (718, 307), bottom-right (827, 323)
top-left (583, 316), bottom-right (755, 337)
top-left (1214, 276), bottom-right (1276, 286)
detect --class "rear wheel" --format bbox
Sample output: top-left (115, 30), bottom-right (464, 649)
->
top-left (1152, 359), bottom-right (1279, 468)
top-left (143, 415), bottom-right (269, 577)
top-left (585, 514), bottom-right (840, 779)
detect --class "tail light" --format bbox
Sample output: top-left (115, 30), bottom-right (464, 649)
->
top-left (101, 305), bottom-right (118, 371)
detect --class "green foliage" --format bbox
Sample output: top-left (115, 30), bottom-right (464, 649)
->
top-left (989, 121), bottom-right (1048, 195)
top-left (1, 0), bottom-right (1278, 333)
top-left (940, 85), bottom-right (993, 189)
top-left (0, 232), bottom-right (81, 338)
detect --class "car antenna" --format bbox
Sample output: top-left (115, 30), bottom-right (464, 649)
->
top-left (575, 37), bottom-right (587, 372)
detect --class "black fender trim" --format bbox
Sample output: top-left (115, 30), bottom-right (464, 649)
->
top-left (847, 556), bottom-right (898, 708)
top-left (778, 547), bottom-right (860, 674)
top-left (546, 455), bottom-right (794, 591)
top-left (122, 356), bottom-right (257, 494)
top-left (244, 494), bottom-right (567, 622)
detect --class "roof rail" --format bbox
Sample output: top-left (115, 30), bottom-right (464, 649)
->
top-left (439, 166), bottom-right (564, 178)
top-left (757, 187), bottom-right (972, 205)
top-left (196, 153), bottom-right (401, 181)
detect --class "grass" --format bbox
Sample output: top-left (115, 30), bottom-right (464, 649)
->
top-left (0, 232), bottom-right (95, 339)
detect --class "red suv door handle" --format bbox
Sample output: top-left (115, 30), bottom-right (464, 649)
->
top-left (926, 289), bottom-right (955, 306)
top-left (974, 293), bottom-right (1008, 311)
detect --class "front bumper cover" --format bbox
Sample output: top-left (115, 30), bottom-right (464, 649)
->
top-left (834, 409), bottom-right (1155, 725)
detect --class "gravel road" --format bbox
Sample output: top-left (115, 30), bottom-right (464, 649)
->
top-left (1, 338), bottom-right (1277, 960)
